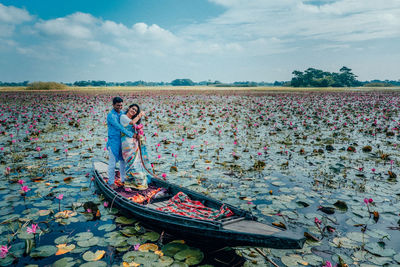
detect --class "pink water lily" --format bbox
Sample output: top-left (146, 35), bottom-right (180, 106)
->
top-left (56, 194), bottom-right (64, 200)
top-left (18, 179), bottom-right (24, 185)
top-left (21, 186), bottom-right (30, 193)
top-left (27, 224), bottom-right (39, 234)
top-left (0, 245), bottom-right (11, 258)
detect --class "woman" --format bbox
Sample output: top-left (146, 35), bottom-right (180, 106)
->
top-left (120, 104), bottom-right (150, 190)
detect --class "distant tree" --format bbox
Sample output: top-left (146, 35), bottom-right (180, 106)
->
top-left (171, 79), bottom-right (194, 86)
top-left (290, 66), bottom-right (361, 87)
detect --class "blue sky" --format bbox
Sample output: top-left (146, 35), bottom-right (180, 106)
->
top-left (0, 0), bottom-right (399, 83)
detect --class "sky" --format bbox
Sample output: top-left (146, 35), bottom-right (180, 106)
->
top-left (0, 0), bottom-right (399, 83)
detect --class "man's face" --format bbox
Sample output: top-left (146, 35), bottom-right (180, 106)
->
top-left (113, 102), bottom-right (123, 113)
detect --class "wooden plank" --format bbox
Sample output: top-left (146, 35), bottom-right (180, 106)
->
top-left (221, 217), bottom-right (245, 226)
top-left (223, 220), bottom-right (281, 235)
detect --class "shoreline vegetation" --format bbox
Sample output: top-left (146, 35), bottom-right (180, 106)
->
top-left (1, 85), bottom-right (400, 92)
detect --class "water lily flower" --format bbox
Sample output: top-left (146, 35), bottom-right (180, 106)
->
top-left (21, 186), bottom-right (30, 193)
top-left (27, 224), bottom-right (39, 234)
top-left (134, 243), bottom-right (140, 251)
top-left (0, 245), bottom-right (11, 258)
top-left (314, 217), bottom-right (322, 225)
top-left (371, 168), bottom-right (376, 172)
top-left (103, 202), bottom-right (109, 207)
top-left (56, 194), bottom-right (64, 200)
top-left (322, 260), bottom-right (336, 267)
top-left (161, 173), bottom-right (167, 179)
top-left (18, 179), bottom-right (24, 185)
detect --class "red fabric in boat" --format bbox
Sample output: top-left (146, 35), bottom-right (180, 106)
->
top-left (156, 192), bottom-right (234, 221)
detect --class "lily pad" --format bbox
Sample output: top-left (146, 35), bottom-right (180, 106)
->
top-left (142, 231), bottom-right (160, 242)
top-left (82, 250), bottom-right (106, 261)
top-left (73, 232), bottom-right (94, 241)
top-left (174, 248), bottom-right (204, 266)
top-left (162, 242), bottom-right (189, 257)
top-left (54, 235), bottom-right (72, 245)
top-left (80, 261), bottom-right (107, 267)
top-left (52, 257), bottom-right (75, 267)
top-left (364, 243), bottom-right (396, 257)
top-left (115, 216), bottom-right (136, 225)
top-left (77, 237), bottom-right (99, 247)
top-left (30, 245), bottom-right (58, 258)
top-left (98, 224), bottom-right (116, 232)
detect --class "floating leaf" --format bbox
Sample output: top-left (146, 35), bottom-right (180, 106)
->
top-left (174, 248), bottom-right (204, 266)
top-left (30, 245), bottom-right (58, 258)
top-left (115, 216), bottom-right (136, 225)
top-left (38, 210), bottom-right (51, 216)
top-left (55, 244), bottom-right (76, 255)
top-left (98, 224), bottom-right (116, 232)
top-left (141, 231), bottom-right (160, 242)
top-left (364, 243), bottom-right (396, 257)
top-left (55, 210), bottom-right (77, 219)
top-left (77, 237), bottom-right (99, 247)
top-left (162, 242), bottom-right (189, 257)
top-left (73, 232), bottom-right (94, 241)
top-left (82, 250), bottom-right (106, 261)
top-left (52, 257), bottom-right (75, 267)
top-left (138, 243), bottom-right (158, 252)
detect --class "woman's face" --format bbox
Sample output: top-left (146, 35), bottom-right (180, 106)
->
top-left (128, 106), bottom-right (138, 117)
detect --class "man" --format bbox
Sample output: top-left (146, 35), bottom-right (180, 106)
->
top-left (107, 97), bottom-right (133, 188)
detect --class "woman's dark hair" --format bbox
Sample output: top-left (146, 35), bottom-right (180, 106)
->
top-left (127, 104), bottom-right (141, 124)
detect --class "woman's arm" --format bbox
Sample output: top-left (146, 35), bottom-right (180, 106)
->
top-left (129, 111), bottom-right (145, 125)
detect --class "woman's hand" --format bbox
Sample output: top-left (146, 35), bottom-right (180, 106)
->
top-left (139, 111), bottom-right (146, 118)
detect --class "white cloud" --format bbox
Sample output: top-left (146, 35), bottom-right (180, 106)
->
top-left (0, 1), bottom-right (399, 82)
top-left (0, 3), bottom-right (32, 24)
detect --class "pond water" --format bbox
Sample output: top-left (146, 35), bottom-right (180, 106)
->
top-left (0, 90), bottom-right (399, 266)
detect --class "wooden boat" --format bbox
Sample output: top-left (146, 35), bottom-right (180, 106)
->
top-left (93, 160), bottom-right (305, 249)
top-left (93, 141), bottom-right (305, 249)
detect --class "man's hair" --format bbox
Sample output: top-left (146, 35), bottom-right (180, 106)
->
top-left (113, 97), bottom-right (123, 105)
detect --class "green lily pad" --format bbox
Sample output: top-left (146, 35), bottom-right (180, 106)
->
top-left (115, 216), bottom-right (136, 225)
top-left (120, 226), bottom-right (138, 236)
top-left (170, 263), bottom-right (189, 267)
top-left (157, 256), bottom-right (174, 266)
top-left (394, 253), bottom-right (400, 263)
top-left (77, 236), bottom-right (99, 247)
top-left (127, 236), bottom-right (141, 245)
top-left (331, 237), bottom-right (358, 249)
top-left (54, 235), bottom-right (72, 245)
top-left (162, 242), bottom-right (189, 257)
top-left (142, 231), bottom-right (160, 242)
top-left (98, 224), bottom-right (116, 232)
top-left (107, 236), bottom-right (128, 247)
top-left (365, 255), bottom-right (392, 265)
top-left (0, 255), bottom-right (14, 266)
top-left (30, 245), bottom-right (58, 258)
top-left (122, 251), bottom-right (158, 264)
top-left (82, 250), bottom-right (106, 261)
top-left (281, 254), bottom-right (304, 267)
top-left (174, 248), bottom-right (204, 266)
top-left (364, 243), bottom-right (396, 257)
top-left (73, 232), bottom-right (94, 242)
top-left (302, 254), bottom-right (323, 265)
top-left (80, 261), bottom-right (107, 267)
top-left (52, 257), bottom-right (75, 267)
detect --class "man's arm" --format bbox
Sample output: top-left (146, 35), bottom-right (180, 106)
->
top-left (108, 113), bottom-right (134, 138)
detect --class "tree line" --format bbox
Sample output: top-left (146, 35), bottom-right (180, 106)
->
top-left (1, 67), bottom-right (399, 87)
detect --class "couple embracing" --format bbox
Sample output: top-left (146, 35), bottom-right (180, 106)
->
top-left (106, 97), bottom-right (151, 190)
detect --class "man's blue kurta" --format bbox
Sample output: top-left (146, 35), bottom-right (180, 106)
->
top-left (107, 109), bottom-right (133, 161)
